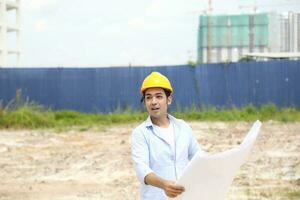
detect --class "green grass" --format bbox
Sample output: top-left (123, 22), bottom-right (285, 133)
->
top-left (0, 105), bottom-right (147, 129)
top-left (173, 104), bottom-right (300, 122)
top-left (0, 102), bottom-right (300, 129)
top-left (287, 189), bottom-right (300, 200)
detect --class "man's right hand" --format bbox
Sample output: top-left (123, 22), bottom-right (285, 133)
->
top-left (162, 180), bottom-right (185, 198)
top-left (144, 173), bottom-right (185, 198)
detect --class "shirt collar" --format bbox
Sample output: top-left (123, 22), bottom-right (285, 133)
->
top-left (144, 114), bottom-right (177, 128)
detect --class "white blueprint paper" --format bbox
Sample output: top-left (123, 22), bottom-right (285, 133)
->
top-left (174, 120), bottom-right (262, 200)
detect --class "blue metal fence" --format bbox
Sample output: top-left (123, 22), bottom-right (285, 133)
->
top-left (0, 60), bottom-right (299, 112)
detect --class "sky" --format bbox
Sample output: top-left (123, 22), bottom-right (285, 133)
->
top-left (8, 0), bottom-right (300, 67)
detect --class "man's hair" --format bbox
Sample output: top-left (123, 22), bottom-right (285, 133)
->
top-left (140, 89), bottom-right (172, 103)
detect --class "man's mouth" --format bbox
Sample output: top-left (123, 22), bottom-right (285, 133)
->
top-left (151, 108), bottom-right (159, 111)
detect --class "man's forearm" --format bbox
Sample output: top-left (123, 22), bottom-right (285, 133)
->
top-left (144, 172), bottom-right (185, 198)
top-left (144, 172), bottom-right (166, 189)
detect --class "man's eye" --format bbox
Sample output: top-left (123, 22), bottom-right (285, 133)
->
top-left (146, 96), bottom-right (152, 100)
top-left (157, 96), bottom-right (163, 99)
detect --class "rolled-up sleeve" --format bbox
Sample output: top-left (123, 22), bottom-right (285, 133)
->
top-left (187, 125), bottom-right (207, 160)
top-left (188, 131), bottom-right (200, 160)
top-left (131, 129), bottom-right (153, 184)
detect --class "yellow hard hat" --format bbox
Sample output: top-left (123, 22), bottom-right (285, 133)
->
top-left (140, 71), bottom-right (173, 94)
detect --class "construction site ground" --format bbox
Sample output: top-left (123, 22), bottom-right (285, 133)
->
top-left (0, 121), bottom-right (299, 200)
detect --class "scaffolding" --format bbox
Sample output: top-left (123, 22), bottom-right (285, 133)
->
top-left (0, 0), bottom-right (21, 67)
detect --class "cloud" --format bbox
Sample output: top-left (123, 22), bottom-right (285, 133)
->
top-left (127, 18), bottom-right (146, 28)
top-left (144, 0), bottom-right (198, 18)
top-left (127, 17), bottom-right (166, 31)
top-left (34, 19), bottom-right (48, 32)
top-left (145, 1), bottom-right (164, 16)
top-left (127, 0), bottom-right (198, 32)
top-left (23, 0), bottom-right (60, 12)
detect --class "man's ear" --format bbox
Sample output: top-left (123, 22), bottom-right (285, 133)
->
top-left (167, 95), bottom-right (172, 105)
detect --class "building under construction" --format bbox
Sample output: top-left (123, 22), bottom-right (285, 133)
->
top-left (0, 0), bottom-right (21, 67)
top-left (198, 12), bottom-right (300, 63)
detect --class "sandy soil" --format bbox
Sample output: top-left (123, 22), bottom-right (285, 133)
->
top-left (0, 121), bottom-right (299, 200)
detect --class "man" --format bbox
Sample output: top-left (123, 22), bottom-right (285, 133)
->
top-left (131, 71), bottom-right (202, 199)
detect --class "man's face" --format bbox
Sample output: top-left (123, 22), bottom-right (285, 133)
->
top-left (144, 87), bottom-right (172, 119)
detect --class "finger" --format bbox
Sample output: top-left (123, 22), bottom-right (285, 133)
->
top-left (174, 189), bottom-right (185, 195)
top-left (170, 185), bottom-right (185, 192)
top-left (168, 191), bottom-right (183, 198)
top-left (169, 183), bottom-right (184, 189)
top-left (168, 188), bottom-right (184, 196)
top-left (174, 184), bottom-right (185, 191)
top-left (167, 192), bottom-right (178, 198)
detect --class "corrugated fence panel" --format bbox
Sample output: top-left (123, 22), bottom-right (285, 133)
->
top-left (0, 60), bottom-right (299, 113)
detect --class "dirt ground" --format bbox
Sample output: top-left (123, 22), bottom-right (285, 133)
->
top-left (0, 121), bottom-right (299, 200)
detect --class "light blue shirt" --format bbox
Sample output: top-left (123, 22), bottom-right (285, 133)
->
top-left (131, 114), bottom-right (201, 200)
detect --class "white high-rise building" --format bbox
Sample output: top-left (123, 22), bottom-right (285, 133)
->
top-left (0, 0), bottom-right (21, 67)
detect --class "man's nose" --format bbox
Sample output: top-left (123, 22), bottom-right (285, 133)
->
top-left (151, 97), bottom-right (158, 104)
